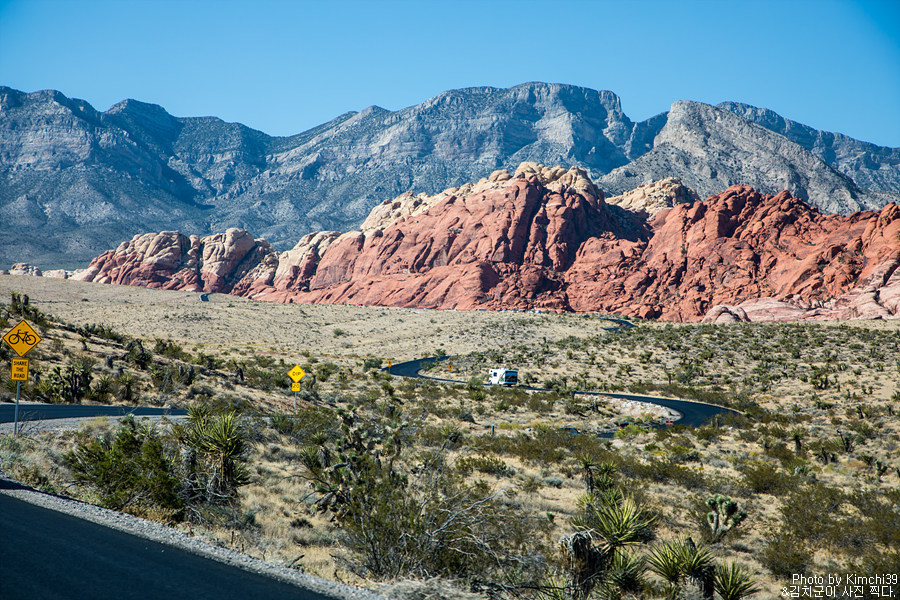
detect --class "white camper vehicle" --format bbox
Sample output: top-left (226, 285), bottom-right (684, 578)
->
top-left (489, 368), bottom-right (518, 387)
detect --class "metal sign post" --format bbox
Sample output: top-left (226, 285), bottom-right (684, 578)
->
top-left (10, 358), bottom-right (29, 436)
top-left (3, 320), bottom-right (42, 436)
top-left (287, 365), bottom-right (306, 413)
top-left (14, 381), bottom-right (21, 435)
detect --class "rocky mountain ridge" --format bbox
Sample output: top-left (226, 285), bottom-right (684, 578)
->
top-left (67, 164), bottom-right (900, 322)
top-left (2, 83), bottom-right (898, 269)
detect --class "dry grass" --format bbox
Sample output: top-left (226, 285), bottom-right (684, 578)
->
top-left (1, 274), bottom-right (899, 598)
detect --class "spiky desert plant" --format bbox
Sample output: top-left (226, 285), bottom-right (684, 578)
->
top-left (679, 538), bottom-right (715, 600)
top-left (572, 493), bottom-right (656, 558)
top-left (534, 574), bottom-right (568, 600)
top-left (646, 540), bottom-right (683, 599)
top-left (714, 561), bottom-right (760, 600)
top-left (706, 494), bottom-right (747, 542)
top-left (198, 411), bottom-right (249, 496)
top-left (598, 549), bottom-right (646, 600)
top-left (180, 406), bottom-right (249, 500)
top-left (647, 537), bottom-right (715, 600)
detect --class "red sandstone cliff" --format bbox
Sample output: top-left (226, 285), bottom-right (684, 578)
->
top-left (72, 165), bottom-right (900, 322)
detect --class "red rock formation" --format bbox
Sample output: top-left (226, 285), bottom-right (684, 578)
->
top-left (75, 228), bottom-right (274, 293)
top-left (72, 167), bottom-right (900, 322)
top-left (566, 186), bottom-right (900, 320)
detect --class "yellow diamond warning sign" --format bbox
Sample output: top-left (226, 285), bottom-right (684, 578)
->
top-left (11, 358), bottom-right (29, 381)
top-left (288, 365), bottom-right (306, 383)
top-left (3, 320), bottom-right (42, 357)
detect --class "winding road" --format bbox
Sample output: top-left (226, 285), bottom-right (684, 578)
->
top-left (0, 403), bottom-right (188, 424)
top-left (384, 357), bottom-right (742, 429)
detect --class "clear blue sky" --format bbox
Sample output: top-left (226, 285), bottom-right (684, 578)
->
top-left (1, 0), bottom-right (898, 146)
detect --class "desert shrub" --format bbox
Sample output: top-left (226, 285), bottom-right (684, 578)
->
top-left (847, 489), bottom-right (900, 549)
top-left (362, 357), bottom-right (383, 371)
top-left (667, 444), bottom-right (701, 463)
top-left (153, 338), bottom-right (189, 360)
top-left (624, 456), bottom-right (707, 488)
top-left (693, 425), bottom-right (722, 442)
top-left (78, 322), bottom-right (128, 344)
top-left (777, 483), bottom-right (888, 556)
top-left (470, 424), bottom-right (611, 465)
top-left (125, 340), bottom-right (154, 370)
top-left (66, 417), bottom-right (181, 512)
top-left (177, 406), bottom-right (251, 504)
top-left (270, 406), bottom-right (340, 443)
top-left (740, 460), bottom-right (792, 494)
top-left (244, 366), bottom-right (289, 390)
top-left (300, 410), bottom-right (546, 580)
top-left (456, 454), bottom-right (514, 477)
top-left (614, 423), bottom-right (645, 439)
top-left (760, 530), bottom-right (811, 580)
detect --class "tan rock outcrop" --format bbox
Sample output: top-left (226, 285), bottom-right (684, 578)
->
top-left (605, 177), bottom-right (700, 215)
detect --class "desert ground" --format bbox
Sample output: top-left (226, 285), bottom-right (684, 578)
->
top-left (1, 273), bottom-right (898, 600)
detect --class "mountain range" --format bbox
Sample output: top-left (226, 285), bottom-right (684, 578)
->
top-left (1, 82), bottom-right (897, 268)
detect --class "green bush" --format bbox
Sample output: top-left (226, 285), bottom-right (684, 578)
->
top-left (66, 418), bottom-right (181, 511)
top-left (740, 460), bottom-right (791, 494)
top-left (456, 455), bottom-right (513, 477)
top-left (761, 530), bottom-right (811, 580)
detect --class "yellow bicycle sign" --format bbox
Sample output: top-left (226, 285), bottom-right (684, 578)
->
top-left (3, 320), bottom-right (42, 357)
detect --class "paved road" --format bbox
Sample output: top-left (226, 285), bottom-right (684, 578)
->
top-left (0, 403), bottom-right (187, 424)
top-left (384, 357), bottom-right (741, 428)
top-left (0, 488), bottom-right (339, 600)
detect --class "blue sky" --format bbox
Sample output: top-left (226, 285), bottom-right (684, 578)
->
top-left (1, 0), bottom-right (898, 146)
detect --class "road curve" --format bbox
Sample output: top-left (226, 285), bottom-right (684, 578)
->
top-left (0, 403), bottom-right (188, 424)
top-left (384, 357), bottom-right (742, 428)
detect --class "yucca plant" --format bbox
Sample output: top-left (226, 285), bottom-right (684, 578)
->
top-left (646, 540), bottom-right (683, 599)
top-left (572, 493), bottom-right (656, 557)
top-left (714, 561), bottom-right (760, 600)
top-left (646, 537), bottom-right (715, 600)
top-left (598, 549), bottom-right (646, 599)
top-left (534, 575), bottom-right (568, 600)
top-left (180, 407), bottom-right (249, 500)
top-left (679, 538), bottom-right (715, 600)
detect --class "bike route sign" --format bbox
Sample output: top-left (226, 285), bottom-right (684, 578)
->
top-left (3, 320), bottom-right (42, 357)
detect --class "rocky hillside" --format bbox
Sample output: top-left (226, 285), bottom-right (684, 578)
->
top-left (70, 164), bottom-right (900, 322)
top-left (2, 83), bottom-right (898, 268)
top-left (718, 101), bottom-right (900, 196)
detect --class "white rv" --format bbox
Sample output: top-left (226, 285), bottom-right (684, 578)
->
top-left (489, 368), bottom-right (518, 387)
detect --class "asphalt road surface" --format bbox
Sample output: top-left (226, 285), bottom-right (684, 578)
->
top-left (384, 357), bottom-right (742, 428)
top-left (0, 403), bottom-right (187, 424)
top-left (0, 486), bottom-right (343, 600)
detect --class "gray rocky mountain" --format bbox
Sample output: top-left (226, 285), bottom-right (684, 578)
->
top-left (718, 101), bottom-right (900, 196)
top-left (596, 101), bottom-right (891, 214)
top-left (0, 83), bottom-right (897, 268)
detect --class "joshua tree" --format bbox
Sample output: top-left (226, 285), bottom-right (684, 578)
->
top-left (789, 428), bottom-right (805, 453)
top-left (706, 494), bottom-right (747, 542)
top-left (837, 428), bottom-right (855, 453)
